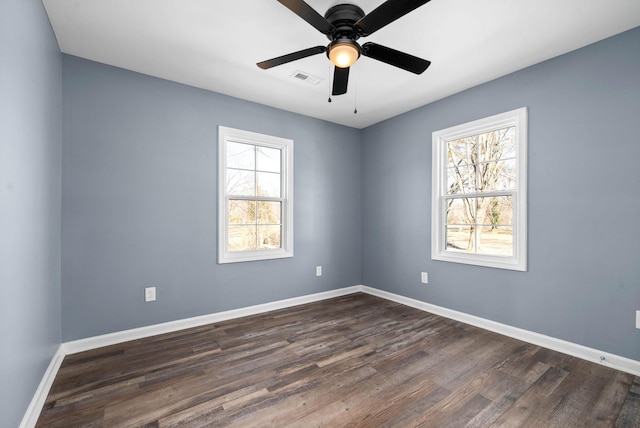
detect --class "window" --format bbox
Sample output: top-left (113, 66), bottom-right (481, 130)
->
top-left (218, 126), bottom-right (293, 263)
top-left (431, 107), bottom-right (527, 271)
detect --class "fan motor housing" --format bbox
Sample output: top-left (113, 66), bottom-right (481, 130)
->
top-left (324, 4), bottom-right (365, 40)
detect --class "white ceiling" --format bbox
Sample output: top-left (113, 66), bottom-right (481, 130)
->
top-left (43, 0), bottom-right (640, 129)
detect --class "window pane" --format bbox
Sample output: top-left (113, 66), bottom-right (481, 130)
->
top-left (478, 196), bottom-right (513, 226)
top-left (227, 142), bottom-right (255, 170)
top-left (256, 171), bottom-right (281, 197)
top-left (257, 225), bottom-right (281, 249)
top-left (228, 225), bottom-right (256, 252)
top-left (447, 165), bottom-right (476, 194)
top-left (447, 198), bottom-right (475, 225)
top-left (446, 225), bottom-right (473, 252)
top-left (227, 169), bottom-right (255, 196)
top-left (257, 201), bottom-right (281, 224)
top-left (474, 159), bottom-right (515, 192)
top-left (256, 146), bottom-right (281, 173)
top-left (447, 140), bottom-right (474, 169)
top-left (478, 225), bottom-right (513, 256)
top-left (494, 159), bottom-right (516, 190)
top-left (228, 200), bottom-right (255, 224)
top-left (477, 127), bottom-right (515, 163)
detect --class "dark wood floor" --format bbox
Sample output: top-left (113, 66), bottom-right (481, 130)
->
top-left (37, 293), bottom-right (639, 427)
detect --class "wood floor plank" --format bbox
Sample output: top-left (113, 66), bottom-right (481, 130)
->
top-left (36, 293), bottom-right (639, 427)
top-left (587, 371), bottom-right (635, 425)
top-left (616, 377), bottom-right (640, 427)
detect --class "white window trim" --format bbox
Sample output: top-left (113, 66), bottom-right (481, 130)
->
top-left (431, 107), bottom-right (527, 271)
top-left (218, 126), bottom-right (294, 264)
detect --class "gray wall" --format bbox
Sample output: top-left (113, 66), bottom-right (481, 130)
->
top-left (362, 27), bottom-right (640, 361)
top-left (0, 0), bottom-right (62, 426)
top-left (61, 56), bottom-right (362, 341)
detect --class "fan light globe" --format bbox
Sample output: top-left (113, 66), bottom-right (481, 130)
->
top-left (329, 42), bottom-right (359, 68)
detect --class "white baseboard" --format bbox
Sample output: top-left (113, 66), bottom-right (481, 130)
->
top-left (20, 345), bottom-right (65, 428)
top-left (24, 284), bottom-right (640, 426)
top-left (63, 286), bottom-right (362, 355)
top-left (61, 284), bottom-right (640, 375)
top-left (361, 285), bottom-right (640, 377)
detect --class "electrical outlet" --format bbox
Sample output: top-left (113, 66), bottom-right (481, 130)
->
top-left (636, 311), bottom-right (640, 329)
top-left (145, 287), bottom-right (156, 302)
top-left (316, 266), bottom-right (322, 277)
top-left (421, 272), bottom-right (428, 284)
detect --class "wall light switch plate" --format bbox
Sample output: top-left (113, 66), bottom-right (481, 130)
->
top-left (145, 287), bottom-right (156, 302)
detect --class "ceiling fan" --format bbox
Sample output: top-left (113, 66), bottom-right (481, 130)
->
top-left (257, 0), bottom-right (432, 96)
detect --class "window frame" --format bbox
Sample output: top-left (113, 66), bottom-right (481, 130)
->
top-left (431, 107), bottom-right (528, 271)
top-left (218, 126), bottom-right (293, 264)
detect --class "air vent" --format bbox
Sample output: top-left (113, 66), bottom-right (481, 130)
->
top-left (290, 70), bottom-right (323, 85)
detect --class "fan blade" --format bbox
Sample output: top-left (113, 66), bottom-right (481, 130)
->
top-left (362, 42), bottom-right (430, 74)
top-left (356, 0), bottom-right (431, 36)
top-left (277, 0), bottom-right (335, 35)
top-left (257, 46), bottom-right (326, 69)
top-left (332, 67), bottom-right (350, 95)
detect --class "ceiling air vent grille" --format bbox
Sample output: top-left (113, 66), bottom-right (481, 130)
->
top-left (290, 70), bottom-right (323, 85)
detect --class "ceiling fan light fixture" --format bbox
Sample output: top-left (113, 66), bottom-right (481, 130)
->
top-left (328, 40), bottom-right (360, 68)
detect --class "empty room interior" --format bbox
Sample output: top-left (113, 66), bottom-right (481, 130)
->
top-left (3, 0), bottom-right (640, 426)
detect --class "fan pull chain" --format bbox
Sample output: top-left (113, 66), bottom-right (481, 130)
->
top-left (353, 65), bottom-right (358, 114)
top-left (328, 61), bottom-right (333, 103)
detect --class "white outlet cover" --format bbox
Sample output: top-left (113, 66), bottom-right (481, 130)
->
top-left (636, 310), bottom-right (640, 329)
top-left (316, 266), bottom-right (322, 276)
top-left (421, 272), bottom-right (428, 284)
top-left (145, 287), bottom-right (156, 302)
